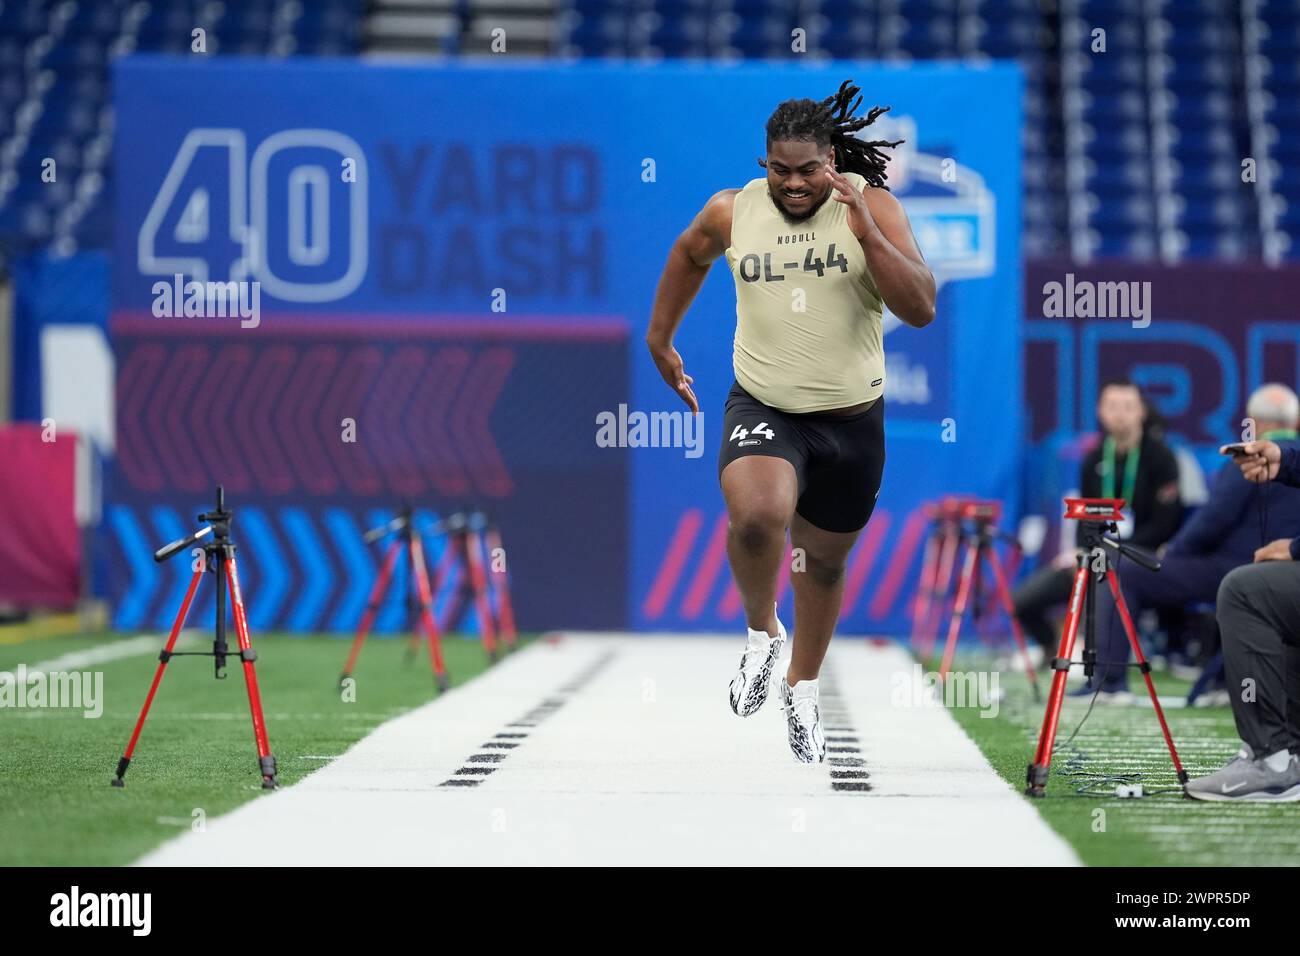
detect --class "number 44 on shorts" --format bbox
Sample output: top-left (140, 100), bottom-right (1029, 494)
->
top-left (730, 421), bottom-right (775, 442)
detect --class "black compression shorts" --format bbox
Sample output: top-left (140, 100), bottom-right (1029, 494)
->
top-left (716, 380), bottom-right (886, 534)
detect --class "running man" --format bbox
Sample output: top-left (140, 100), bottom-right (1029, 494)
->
top-left (646, 80), bottom-right (937, 762)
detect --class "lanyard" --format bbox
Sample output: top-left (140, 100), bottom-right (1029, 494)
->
top-left (1101, 437), bottom-right (1139, 503)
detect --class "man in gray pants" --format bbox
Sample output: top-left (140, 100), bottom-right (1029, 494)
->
top-left (1184, 437), bottom-right (1300, 802)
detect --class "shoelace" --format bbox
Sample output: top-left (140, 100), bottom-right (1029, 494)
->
top-left (741, 633), bottom-right (777, 673)
top-left (781, 685), bottom-right (818, 725)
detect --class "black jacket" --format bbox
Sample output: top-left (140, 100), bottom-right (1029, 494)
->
top-left (1167, 439), bottom-right (1300, 563)
top-left (1265, 445), bottom-right (1300, 558)
top-left (1075, 431), bottom-right (1182, 550)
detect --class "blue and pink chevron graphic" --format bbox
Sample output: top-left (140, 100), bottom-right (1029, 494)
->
top-left (106, 319), bottom-right (630, 632)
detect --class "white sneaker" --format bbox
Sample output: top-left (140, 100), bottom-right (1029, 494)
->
top-left (780, 677), bottom-right (826, 763)
top-left (728, 613), bottom-right (787, 717)
top-left (996, 643), bottom-right (1045, 673)
top-left (1192, 689), bottom-right (1231, 708)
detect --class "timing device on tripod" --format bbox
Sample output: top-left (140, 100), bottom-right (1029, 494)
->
top-left (1025, 497), bottom-right (1187, 797)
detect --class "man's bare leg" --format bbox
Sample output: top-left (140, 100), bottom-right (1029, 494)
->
top-left (787, 511), bottom-right (862, 683)
top-left (720, 456), bottom-right (798, 637)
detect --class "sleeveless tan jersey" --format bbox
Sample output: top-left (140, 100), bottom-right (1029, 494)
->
top-left (724, 171), bottom-right (886, 413)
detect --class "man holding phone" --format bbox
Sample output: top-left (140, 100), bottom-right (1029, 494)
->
top-left (1183, 433), bottom-right (1300, 801)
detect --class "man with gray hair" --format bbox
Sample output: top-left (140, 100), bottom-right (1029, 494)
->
top-left (1084, 384), bottom-right (1300, 704)
top-left (1247, 383), bottom-right (1300, 437)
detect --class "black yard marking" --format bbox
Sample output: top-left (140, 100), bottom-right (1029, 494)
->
top-left (818, 664), bottom-right (872, 793)
top-left (438, 650), bottom-right (617, 788)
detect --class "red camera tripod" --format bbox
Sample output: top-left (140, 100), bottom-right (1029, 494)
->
top-left (112, 487), bottom-right (278, 789)
top-left (435, 511), bottom-right (518, 659)
top-left (936, 499), bottom-right (1040, 700)
top-left (1025, 498), bottom-right (1188, 796)
top-left (341, 504), bottom-right (449, 690)
top-left (340, 508), bottom-right (518, 688)
top-left (911, 496), bottom-right (966, 656)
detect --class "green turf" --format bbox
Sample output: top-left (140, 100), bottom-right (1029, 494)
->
top-left (0, 628), bottom-right (511, 866)
top-left (941, 649), bottom-right (1300, 866)
top-left (5, 625), bottom-right (1294, 867)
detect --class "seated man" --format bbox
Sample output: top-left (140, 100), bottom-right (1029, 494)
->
top-left (1014, 379), bottom-right (1183, 655)
top-left (1085, 384), bottom-right (1300, 703)
top-left (1183, 434), bottom-right (1300, 802)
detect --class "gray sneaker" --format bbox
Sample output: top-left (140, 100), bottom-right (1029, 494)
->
top-left (1184, 744), bottom-right (1300, 803)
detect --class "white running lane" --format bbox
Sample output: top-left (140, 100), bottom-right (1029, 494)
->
top-left (137, 634), bottom-right (1079, 866)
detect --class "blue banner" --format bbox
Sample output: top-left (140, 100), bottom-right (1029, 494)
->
top-left (110, 56), bottom-right (1021, 635)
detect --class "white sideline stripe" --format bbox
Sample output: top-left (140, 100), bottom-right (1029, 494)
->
top-left (136, 634), bottom-right (1080, 866)
top-left (18, 633), bottom-right (189, 674)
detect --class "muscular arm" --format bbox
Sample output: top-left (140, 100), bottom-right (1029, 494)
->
top-left (857, 186), bottom-right (937, 329)
top-left (645, 190), bottom-right (735, 412)
top-left (646, 189), bottom-right (734, 350)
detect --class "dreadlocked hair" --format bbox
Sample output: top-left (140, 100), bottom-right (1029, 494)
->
top-left (761, 79), bottom-right (904, 189)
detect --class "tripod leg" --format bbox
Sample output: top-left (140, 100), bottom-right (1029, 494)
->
top-left (1026, 565), bottom-right (1089, 795)
top-left (910, 528), bottom-right (940, 650)
top-left (486, 527), bottom-right (517, 649)
top-left (1105, 569), bottom-right (1189, 783)
top-left (225, 556), bottom-right (278, 789)
top-left (409, 532), bottom-right (450, 691)
top-left (922, 526), bottom-right (960, 658)
top-left (112, 568), bottom-right (204, 787)
top-left (970, 546), bottom-right (991, 647)
top-left (436, 539), bottom-right (466, 635)
top-left (405, 549), bottom-right (423, 661)
top-left (938, 537), bottom-right (979, 682)
top-left (983, 542), bottom-right (1041, 700)
top-left (463, 529), bottom-right (500, 660)
top-left (341, 540), bottom-right (400, 684)
top-left (412, 533), bottom-right (442, 659)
